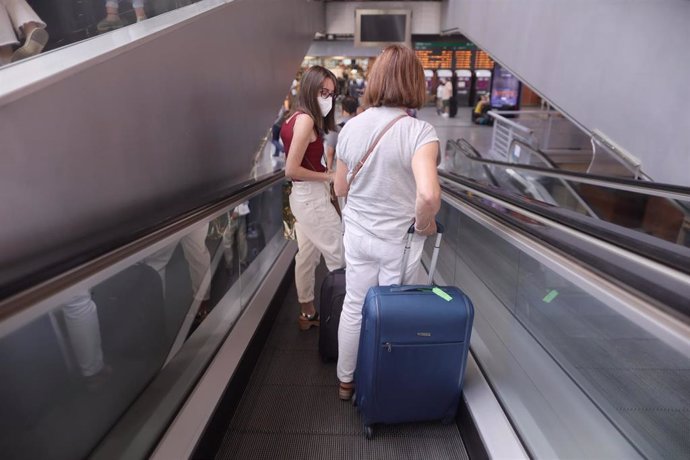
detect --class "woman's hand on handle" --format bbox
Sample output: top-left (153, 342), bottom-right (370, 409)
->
top-left (414, 219), bottom-right (437, 237)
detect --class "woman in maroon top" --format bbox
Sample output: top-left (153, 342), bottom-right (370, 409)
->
top-left (281, 66), bottom-right (345, 330)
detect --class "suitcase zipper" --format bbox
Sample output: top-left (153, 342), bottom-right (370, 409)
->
top-left (382, 341), bottom-right (463, 352)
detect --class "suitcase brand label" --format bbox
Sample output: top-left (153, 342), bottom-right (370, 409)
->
top-left (417, 332), bottom-right (432, 337)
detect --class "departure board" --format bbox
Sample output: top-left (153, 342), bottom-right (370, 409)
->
top-left (415, 50), bottom-right (453, 69)
top-left (454, 50), bottom-right (473, 69)
top-left (475, 51), bottom-right (494, 69)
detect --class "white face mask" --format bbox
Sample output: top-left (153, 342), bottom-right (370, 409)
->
top-left (317, 96), bottom-right (333, 117)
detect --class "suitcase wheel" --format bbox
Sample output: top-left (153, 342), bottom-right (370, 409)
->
top-left (364, 425), bottom-right (374, 440)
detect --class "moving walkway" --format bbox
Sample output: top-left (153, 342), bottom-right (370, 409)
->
top-left (1, 141), bottom-right (689, 459)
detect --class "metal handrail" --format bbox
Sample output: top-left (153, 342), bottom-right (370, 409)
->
top-left (508, 138), bottom-right (558, 168)
top-left (588, 129), bottom-right (650, 181)
top-left (491, 109), bottom-right (562, 116)
top-left (449, 139), bottom-right (690, 202)
top-left (487, 110), bottom-right (534, 134)
top-left (506, 139), bottom-right (599, 219)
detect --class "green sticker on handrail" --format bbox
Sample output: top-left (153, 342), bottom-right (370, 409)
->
top-left (432, 287), bottom-right (453, 302)
top-left (543, 289), bottom-right (559, 303)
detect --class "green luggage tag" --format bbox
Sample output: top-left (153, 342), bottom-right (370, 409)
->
top-left (432, 287), bottom-right (453, 302)
top-left (543, 289), bottom-right (559, 303)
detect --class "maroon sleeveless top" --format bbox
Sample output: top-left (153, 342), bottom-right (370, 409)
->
top-left (280, 111), bottom-right (327, 177)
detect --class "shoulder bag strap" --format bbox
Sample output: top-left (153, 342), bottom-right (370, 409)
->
top-left (348, 114), bottom-right (407, 188)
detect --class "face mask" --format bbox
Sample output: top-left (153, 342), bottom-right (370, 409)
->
top-left (317, 96), bottom-right (332, 117)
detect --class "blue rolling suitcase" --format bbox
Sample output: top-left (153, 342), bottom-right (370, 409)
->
top-left (354, 222), bottom-right (474, 439)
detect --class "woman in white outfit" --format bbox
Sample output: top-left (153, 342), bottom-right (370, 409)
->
top-left (281, 66), bottom-right (345, 330)
top-left (333, 45), bottom-right (441, 400)
top-left (0, 0), bottom-right (48, 65)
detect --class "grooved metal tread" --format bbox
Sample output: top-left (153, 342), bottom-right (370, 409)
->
top-left (216, 268), bottom-right (469, 460)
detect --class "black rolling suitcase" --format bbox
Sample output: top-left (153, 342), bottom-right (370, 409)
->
top-left (318, 268), bottom-right (346, 362)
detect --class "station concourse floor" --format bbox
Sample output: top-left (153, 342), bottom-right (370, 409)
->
top-left (415, 106), bottom-right (494, 159)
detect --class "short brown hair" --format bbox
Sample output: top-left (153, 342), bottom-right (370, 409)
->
top-left (362, 45), bottom-right (427, 109)
top-left (296, 66), bottom-right (337, 134)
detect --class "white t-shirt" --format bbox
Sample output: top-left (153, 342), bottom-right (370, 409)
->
top-left (324, 115), bottom-right (353, 148)
top-left (337, 106), bottom-right (439, 241)
top-left (442, 81), bottom-right (453, 100)
top-left (234, 201), bottom-right (250, 216)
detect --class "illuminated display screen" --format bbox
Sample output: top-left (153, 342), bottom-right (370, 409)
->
top-left (475, 51), bottom-right (494, 69)
top-left (415, 50), bottom-right (453, 69)
top-left (490, 63), bottom-right (520, 108)
top-left (454, 50), bottom-right (473, 69)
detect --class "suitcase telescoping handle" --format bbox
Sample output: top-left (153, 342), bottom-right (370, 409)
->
top-left (400, 220), bottom-right (445, 285)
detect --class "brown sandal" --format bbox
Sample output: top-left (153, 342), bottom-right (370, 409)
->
top-left (298, 311), bottom-right (319, 330)
top-left (338, 381), bottom-right (354, 401)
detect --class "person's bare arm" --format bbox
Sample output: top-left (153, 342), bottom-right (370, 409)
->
top-left (411, 141), bottom-right (441, 236)
top-left (325, 144), bottom-right (336, 172)
top-left (285, 114), bottom-right (332, 182)
top-left (334, 159), bottom-right (349, 197)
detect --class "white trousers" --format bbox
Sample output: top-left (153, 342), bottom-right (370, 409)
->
top-left (290, 181), bottom-right (344, 303)
top-left (336, 224), bottom-right (426, 383)
top-left (63, 292), bottom-right (104, 377)
top-left (0, 0), bottom-right (45, 46)
top-left (61, 223), bottom-right (210, 377)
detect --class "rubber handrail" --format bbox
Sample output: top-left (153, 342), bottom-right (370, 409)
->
top-left (440, 170), bottom-right (690, 276)
top-left (0, 171), bottom-right (285, 307)
top-left (440, 177), bottom-right (690, 319)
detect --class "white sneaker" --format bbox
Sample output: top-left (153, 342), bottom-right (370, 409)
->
top-left (11, 28), bottom-right (49, 62)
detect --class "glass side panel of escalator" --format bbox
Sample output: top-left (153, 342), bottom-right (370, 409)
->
top-left (0, 181), bottom-right (284, 460)
top-left (429, 199), bottom-right (690, 458)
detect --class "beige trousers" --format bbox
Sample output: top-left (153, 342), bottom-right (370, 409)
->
top-left (290, 181), bottom-right (345, 303)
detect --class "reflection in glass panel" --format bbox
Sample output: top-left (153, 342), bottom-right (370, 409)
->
top-left (0, 0), bottom-right (202, 69)
top-left (514, 254), bottom-right (690, 459)
top-left (218, 183), bottom-right (283, 308)
top-left (191, 182), bottom-right (283, 324)
top-left (432, 198), bottom-right (690, 459)
top-left (0, 266), bottom-right (169, 459)
top-left (0, 181), bottom-right (285, 459)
